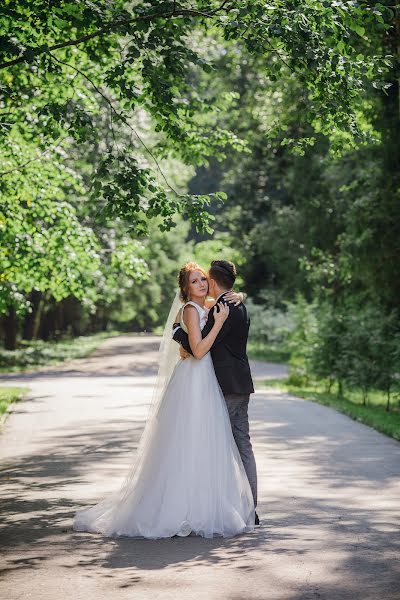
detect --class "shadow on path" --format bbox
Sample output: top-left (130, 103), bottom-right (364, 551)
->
top-left (0, 394), bottom-right (398, 600)
top-left (0, 336), bottom-right (399, 599)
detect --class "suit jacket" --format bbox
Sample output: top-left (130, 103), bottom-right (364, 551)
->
top-left (173, 293), bottom-right (254, 396)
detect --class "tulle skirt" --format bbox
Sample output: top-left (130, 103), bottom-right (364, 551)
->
top-left (73, 353), bottom-right (255, 539)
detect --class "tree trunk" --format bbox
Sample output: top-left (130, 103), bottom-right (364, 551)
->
top-left (362, 388), bottom-right (368, 406)
top-left (54, 301), bottom-right (64, 338)
top-left (23, 291), bottom-right (44, 340)
top-left (386, 388), bottom-right (391, 412)
top-left (31, 296), bottom-right (44, 339)
top-left (3, 305), bottom-right (18, 350)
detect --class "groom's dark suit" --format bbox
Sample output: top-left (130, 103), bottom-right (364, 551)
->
top-left (173, 292), bottom-right (257, 507)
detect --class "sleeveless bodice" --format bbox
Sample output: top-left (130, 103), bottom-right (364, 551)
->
top-left (180, 301), bottom-right (208, 332)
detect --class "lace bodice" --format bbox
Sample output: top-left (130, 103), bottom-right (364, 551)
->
top-left (180, 301), bottom-right (208, 332)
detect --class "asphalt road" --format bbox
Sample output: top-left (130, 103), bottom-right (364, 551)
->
top-left (0, 335), bottom-right (399, 600)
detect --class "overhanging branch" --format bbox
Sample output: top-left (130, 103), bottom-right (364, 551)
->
top-left (47, 51), bottom-right (181, 195)
top-left (0, 4), bottom-right (230, 71)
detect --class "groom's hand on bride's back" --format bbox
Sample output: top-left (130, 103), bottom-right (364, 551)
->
top-left (172, 323), bottom-right (193, 355)
top-left (179, 346), bottom-right (191, 360)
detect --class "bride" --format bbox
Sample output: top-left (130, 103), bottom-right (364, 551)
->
top-left (73, 261), bottom-right (255, 539)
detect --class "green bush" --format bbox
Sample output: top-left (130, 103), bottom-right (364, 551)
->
top-left (247, 299), bottom-right (295, 345)
top-left (340, 305), bottom-right (400, 409)
top-left (306, 300), bottom-right (400, 409)
top-left (310, 303), bottom-right (349, 395)
top-left (246, 294), bottom-right (295, 362)
top-left (284, 293), bottom-right (319, 383)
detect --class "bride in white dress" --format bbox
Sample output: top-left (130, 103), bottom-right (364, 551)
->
top-left (73, 261), bottom-right (255, 539)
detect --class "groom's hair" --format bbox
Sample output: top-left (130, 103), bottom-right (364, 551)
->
top-left (209, 260), bottom-right (236, 289)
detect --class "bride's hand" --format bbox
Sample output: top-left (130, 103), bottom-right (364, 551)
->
top-left (224, 291), bottom-right (245, 306)
top-left (213, 302), bottom-right (230, 326)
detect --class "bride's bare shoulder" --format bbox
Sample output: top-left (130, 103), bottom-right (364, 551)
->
top-left (182, 303), bottom-right (200, 323)
top-left (183, 303), bottom-right (198, 314)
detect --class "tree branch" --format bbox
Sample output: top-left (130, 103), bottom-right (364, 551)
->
top-left (0, 5), bottom-right (226, 71)
top-left (213, 0), bottom-right (231, 14)
top-left (0, 27), bottom-right (110, 70)
top-left (47, 51), bottom-right (181, 195)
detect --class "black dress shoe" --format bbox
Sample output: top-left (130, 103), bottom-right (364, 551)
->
top-left (255, 512), bottom-right (260, 526)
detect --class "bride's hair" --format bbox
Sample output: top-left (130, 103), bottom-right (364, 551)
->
top-left (178, 262), bottom-right (208, 302)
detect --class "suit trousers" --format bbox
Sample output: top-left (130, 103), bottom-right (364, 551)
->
top-left (224, 394), bottom-right (257, 508)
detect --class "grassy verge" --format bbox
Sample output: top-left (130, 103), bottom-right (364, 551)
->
top-left (0, 331), bottom-right (121, 373)
top-left (0, 386), bottom-right (28, 425)
top-left (258, 378), bottom-right (400, 442)
top-left (247, 340), bottom-right (290, 364)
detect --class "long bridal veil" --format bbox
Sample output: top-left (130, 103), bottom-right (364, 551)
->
top-left (73, 290), bottom-right (183, 532)
top-left (148, 289), bottom-right (182, 421)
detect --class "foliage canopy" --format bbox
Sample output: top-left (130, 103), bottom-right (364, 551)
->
top-left (0, 0), bottom-right (394, 232)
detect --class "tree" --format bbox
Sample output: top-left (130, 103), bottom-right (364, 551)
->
top-left (0, 135), bottom-right (149, 348)
top-left (0, 1), bottom-right (393, 233)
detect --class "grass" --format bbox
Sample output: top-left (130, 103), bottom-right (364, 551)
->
top-left (247, 340), bottom-right (290, 364)
top-left (0, 386), bottom-right (28, 425)
top-left (258, 378), bottom-right (400, 442)
top-left (0, 331), bottom-right (122, 373)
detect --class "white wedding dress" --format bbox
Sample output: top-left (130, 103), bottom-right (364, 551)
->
top-left (73, 300), bottom-right (255, 539)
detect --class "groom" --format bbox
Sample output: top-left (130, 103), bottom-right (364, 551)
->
top-left (172, 260), bottom-right (259, 524)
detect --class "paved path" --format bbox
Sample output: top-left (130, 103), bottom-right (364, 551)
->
top-left (0, 335), bottom-right (399, 600)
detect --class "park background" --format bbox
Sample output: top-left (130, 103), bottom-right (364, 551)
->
top-left (1, 0), bottom-right (399, 440)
